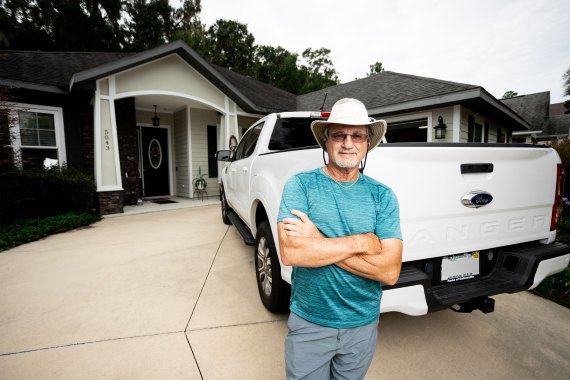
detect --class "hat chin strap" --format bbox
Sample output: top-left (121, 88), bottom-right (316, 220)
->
top-left (359, 149), bottom-right (368, 173)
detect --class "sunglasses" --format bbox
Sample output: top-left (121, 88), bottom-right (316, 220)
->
top-left (329, 132), bottom-right (369, 143)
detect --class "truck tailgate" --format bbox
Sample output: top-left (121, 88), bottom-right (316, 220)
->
top-left (367, 144), bottom-right (559, 262)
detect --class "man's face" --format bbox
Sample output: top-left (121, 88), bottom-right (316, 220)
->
top-left (325, 124), bottom-right (369, 170)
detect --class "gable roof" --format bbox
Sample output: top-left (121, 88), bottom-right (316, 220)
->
top-left (500, 91), bottom-right (550, 128)
top-left (297, 71), bottom-right (479, 110)
top-left (299, 71), bottom-right (529, 130)
top-left (211, 64), bottom-right (296, 112)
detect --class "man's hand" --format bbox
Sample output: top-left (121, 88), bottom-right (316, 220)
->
top-left (281, 210), bottom-right (322, 238)
top-left (278, 210), bottom-right (402, 284)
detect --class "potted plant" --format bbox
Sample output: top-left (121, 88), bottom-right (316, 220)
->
top-left (193, 167), bottom-right (207, 190)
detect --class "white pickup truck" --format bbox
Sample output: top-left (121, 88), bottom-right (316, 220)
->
top-left (215, 111), bottom-right (570, 315)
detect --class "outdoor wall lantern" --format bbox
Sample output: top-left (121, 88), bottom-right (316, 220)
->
top-left (435, 115), bottom-right (447, 139)
top-left (152, 105), bottom-right (160, 126)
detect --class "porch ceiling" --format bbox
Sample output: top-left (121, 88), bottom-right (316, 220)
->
top-left (135, 94), bottom-right (213, 114)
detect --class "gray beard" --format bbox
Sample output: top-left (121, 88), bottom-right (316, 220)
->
top-left (334, 157), bottom-right (359, 169)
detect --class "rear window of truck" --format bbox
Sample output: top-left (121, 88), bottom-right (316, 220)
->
top-left (268, 118), bottom-right (320, 150)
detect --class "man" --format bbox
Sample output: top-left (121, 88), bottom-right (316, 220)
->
top-left (277, 98), bottom-right (403, 379)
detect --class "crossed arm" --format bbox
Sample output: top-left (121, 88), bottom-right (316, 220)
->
top-left (277, 210), bottom-right (403, 285)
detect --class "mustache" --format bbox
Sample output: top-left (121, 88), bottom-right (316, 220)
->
top-left (336, 148), bottom-right (359, 154)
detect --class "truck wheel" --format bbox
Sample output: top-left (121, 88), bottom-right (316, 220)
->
top-left (255, 221), bottom-right (290, 312)
top-left (220, 187), bottom-right (231, 225)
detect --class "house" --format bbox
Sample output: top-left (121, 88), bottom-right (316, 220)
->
top-left (501, 92), bottom-right (570, 144)
top-left (0, 40), bottom-right (532, 214)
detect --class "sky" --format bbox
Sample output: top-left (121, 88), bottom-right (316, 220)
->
top-left (176, 0), bottom-right (570, 103)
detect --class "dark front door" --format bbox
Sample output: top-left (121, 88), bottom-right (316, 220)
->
top-left (139, 126), bottom-right (169, 197)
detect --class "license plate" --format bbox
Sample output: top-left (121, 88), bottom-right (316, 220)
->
top-left (441, 251), bottom-right (480, 283)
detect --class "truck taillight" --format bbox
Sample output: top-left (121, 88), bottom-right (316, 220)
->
top-left (310, 111), bottom-right (331, 118)
top-left (551, 164), bottom-right (565, 231)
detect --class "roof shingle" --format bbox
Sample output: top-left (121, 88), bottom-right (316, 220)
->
top-left (500, 91), bottom-right (550, 128)
top-left (297, 71), bottom-right (479, 111)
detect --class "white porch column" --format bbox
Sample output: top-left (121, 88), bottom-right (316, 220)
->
top-left (452, 105), bottom-right (461, 143)
top-left (223, 97), bottom-right (239, 149)
top-left (94, 78), bottom-right (123, 191)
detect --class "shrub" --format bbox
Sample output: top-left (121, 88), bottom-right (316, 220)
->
top-left (0, 166), bottom-right (96, 220)
top-left (531, 267), bottom-right (569, 308)
top-left (0, 212), bottom-right (102, 252)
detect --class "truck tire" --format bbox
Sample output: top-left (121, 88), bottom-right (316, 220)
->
top-left (220, 187), bottom-right (231, 225)
top-left (255, 221), bottom-right (290, 312)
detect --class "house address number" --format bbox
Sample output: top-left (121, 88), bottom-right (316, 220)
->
top-left (104, 129), bottom-right (110, 151)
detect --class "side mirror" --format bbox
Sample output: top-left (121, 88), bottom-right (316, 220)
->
top-left (215, 150), bottom-right (231, 162)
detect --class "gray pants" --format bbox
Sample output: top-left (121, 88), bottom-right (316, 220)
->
top-left (285, 312), bottom-right (379, 380)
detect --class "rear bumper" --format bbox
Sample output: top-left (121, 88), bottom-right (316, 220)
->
top-left (382, 241), bottom-right (570, 315)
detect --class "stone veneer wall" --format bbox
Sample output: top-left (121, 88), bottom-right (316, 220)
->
top-left (98, 190), bottom-right (124, 215)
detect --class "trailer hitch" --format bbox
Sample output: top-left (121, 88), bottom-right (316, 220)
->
top-left (450, 296), bottom-right (495, 314)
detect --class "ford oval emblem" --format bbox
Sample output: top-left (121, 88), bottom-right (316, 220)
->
top-left (461, 191), bottom-right (493, 208)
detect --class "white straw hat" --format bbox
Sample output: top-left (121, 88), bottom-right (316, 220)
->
top-left (310, 98), bottom-right (387, 152)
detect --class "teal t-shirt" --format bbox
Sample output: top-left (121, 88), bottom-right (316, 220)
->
top-left (278, 167), bottom-right (402, 328)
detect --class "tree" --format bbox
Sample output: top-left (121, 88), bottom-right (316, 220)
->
top-left (252, 45), bottom-right (302, 93)
top-left (0, 2), bottom-right (340, 94)
top-left (173, 0), bottom-right (202, 30)
top-left (204, 19), bottom-right (256, 75)
top-left (0, 0), bottom-right (126, 51)
top-left (298, 48), bottom-right (339, 94)
top-left (125, 0), bottom-right (176, 51)
top-left (502, 91), bottom-right (519, 99)
top-left (563, 67), bottom-right (570, 112)
top-left (564, 67), bottom-right (570, 97)
top-left (367, 61), bottom-right (385, 76)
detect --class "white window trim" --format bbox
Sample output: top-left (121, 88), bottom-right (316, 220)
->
top-left (8, 103), bottom-right (67, 168)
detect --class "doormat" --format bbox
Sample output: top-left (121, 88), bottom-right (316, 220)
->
top-left (152, 199), bottom-right (178, 204)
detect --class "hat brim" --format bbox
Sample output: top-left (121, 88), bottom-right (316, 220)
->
top-left (310, 119), bottom-right (387, 152)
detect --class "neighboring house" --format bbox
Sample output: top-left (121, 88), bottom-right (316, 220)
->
top-left (501, 92), bottom-right (570, 144)
top-left (0, 40), bottom-right (532, 214)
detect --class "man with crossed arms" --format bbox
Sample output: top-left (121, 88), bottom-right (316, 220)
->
top-left (278, 98), bottom-right (403, 379)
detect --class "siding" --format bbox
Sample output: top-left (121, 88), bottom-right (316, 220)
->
top-left (429, 107), bottom-right (454, 142)
top-left (461, 106), bottom-right (509, 143)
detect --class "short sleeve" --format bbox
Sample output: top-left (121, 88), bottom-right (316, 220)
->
top-left (278, 175), bottom-right (309, 222)
top-left (375, 188), bottom-right (402, 240)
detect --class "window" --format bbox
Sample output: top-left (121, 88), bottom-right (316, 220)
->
top-left (268, 118), bottom-right (319, 150)
top-left (10, 105), bottom-right (65, 169)
top-left (19, 111), bottom-right (57, 147)
top-left (497, 128), bottom-right (505, 143)
top-left (468, 116), bottom-right (484, 143)
top-left (234, 123), bottom-right (263, 160)
top-left (207, 125), bottom-right (218, 177)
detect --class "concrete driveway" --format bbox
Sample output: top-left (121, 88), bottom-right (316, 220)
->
top-left (0, 204), bottom-right (569, 379)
